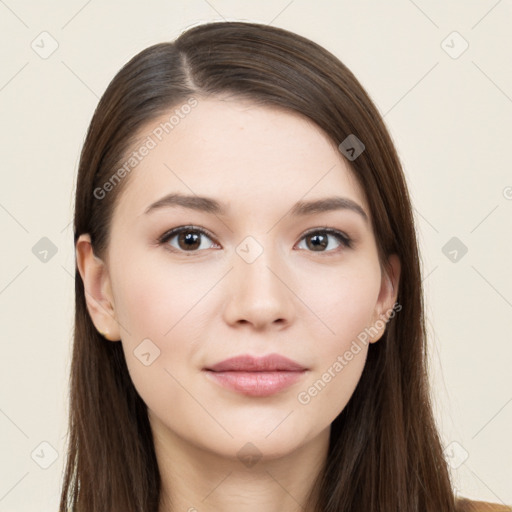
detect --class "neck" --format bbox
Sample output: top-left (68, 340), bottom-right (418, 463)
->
top-left (152, 415), bottom-right (329, 512)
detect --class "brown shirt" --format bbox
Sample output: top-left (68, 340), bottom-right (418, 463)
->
top-left (457, 497), bottom-right (512, 511)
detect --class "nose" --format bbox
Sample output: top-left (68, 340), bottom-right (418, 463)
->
top-left (222, 245), bottom-right (295, 331)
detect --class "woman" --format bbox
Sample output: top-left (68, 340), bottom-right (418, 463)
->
top-left (60, 20), bottom-right (510, 512)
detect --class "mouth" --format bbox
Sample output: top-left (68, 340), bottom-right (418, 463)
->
top-left (203, 353), bottom-right (308, 397)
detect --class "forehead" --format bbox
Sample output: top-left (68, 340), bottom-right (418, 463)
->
top-left (112, 97), bottom-right (369, 222)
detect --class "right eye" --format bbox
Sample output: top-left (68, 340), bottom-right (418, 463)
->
top-left (158, 226), bottom-right (220, 253)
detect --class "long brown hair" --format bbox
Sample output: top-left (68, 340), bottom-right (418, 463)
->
top-left (61, 20), bottom-right (458, 511)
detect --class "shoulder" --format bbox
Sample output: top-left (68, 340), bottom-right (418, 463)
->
top-left (456, 496), bottom-right (512, 512)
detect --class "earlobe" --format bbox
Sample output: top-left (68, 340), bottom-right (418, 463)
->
top-left (369, 253), bottom-right (401, 344)
top-left (75, 234), bottom-right (121, 342)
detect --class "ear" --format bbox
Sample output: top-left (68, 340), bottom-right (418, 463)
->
top-left (368, 253), bottom-right (401, 344)
top-left (75, 233), bottom-right (121, 342)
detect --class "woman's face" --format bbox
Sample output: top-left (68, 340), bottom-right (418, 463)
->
top-left (78, 97), bottom-right (400, 461)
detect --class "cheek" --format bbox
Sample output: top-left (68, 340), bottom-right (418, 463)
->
top-left (296, 343), bottom-right (368, 427)
top-left (110, 255), bottom-right (220, 399)
top-left (110, 260), bottom-right (209, 425)
top-left (112, 254), bottom-right (220, 341)
top-left (293, 264), bottom-right (380, 417)
top-left (297, 260), bottom-right (381, 346)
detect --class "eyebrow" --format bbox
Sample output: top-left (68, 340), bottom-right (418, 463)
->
top-left (144, 193), bottom-right (369, 223)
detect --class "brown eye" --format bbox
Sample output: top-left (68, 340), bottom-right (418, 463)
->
top-left (176, 231), bottom-right (202, 250)
top-left (297, 229), bottom-right (352, 253)
top-left (159, 226), bottom-right (217, 252)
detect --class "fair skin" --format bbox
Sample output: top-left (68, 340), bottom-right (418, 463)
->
top-left (76, 97), bottom-right (400, 512)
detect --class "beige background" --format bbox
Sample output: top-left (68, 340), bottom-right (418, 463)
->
top-left (0, 0), bottom-right (511, 510)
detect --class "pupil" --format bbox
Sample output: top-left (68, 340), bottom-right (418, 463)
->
top-left (180, 232), bottom-right (200, 250)
top-left (308, 234), bottom-right (327, 251)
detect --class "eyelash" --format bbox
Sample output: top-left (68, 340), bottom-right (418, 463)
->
top-left (157, 225), bottom-right (353, 255)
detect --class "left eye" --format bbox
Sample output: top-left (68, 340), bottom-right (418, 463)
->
top-left (296, 229), bottom-right (352, 253)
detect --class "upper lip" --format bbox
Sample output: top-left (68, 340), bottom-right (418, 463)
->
top-left (204, 353), bottom-right (307, 372)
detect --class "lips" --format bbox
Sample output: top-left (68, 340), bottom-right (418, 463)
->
top-left (204, 353), bottom-right (307, 372)
top-left (203, 353), bottom-right (308, 397)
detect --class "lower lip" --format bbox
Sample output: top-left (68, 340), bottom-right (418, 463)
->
top-left (204, 370), bottom-right (306, 397)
